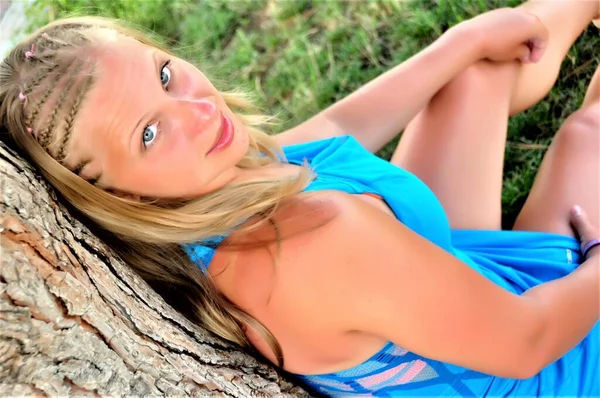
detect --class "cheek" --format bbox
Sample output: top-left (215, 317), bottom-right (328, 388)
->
top-left (154, 137), bottom-right (214, 185)
top-left (156, 136), bottom-right (199, 170)
top-left (128, 146), bottom-right (205, 195)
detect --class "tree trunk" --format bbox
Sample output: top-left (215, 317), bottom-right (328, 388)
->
top-left (0, 142), bottom-right (310, 397)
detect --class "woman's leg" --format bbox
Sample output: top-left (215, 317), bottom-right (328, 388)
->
top-left (391, 0), bottom-right (598, 230)
top-left (513, 66), bottom-right (599, 236)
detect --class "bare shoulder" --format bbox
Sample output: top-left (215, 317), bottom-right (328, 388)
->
top-left (212, 190), bottom-right (388, 373)
top-left (266, 190), bottom-right (400, 327)
top-left (227, 189), bottom-right (371, 319)
top-left (220, 189), bottom-right (548, 378)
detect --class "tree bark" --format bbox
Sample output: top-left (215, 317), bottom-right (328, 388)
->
top-left (0, 142), bottom-right (310, 397)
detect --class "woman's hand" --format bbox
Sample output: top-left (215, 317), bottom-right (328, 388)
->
top-left (453, 8), bottom-right (549, 64)
top-left (571, 205), bottom-right (600, 260)
top-left (275, 6), bottom-right (549, 151)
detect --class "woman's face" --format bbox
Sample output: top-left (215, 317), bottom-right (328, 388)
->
top-left (70, 35), bottom-right (249, 198)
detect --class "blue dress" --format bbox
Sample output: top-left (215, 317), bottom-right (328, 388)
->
top-left (184, 136), bottom-right (599, 397)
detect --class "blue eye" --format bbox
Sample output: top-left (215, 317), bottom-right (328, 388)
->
top-left (160, 61), bottom-right (172, 88)
top-left (142, 122), bottom-right (158, 148)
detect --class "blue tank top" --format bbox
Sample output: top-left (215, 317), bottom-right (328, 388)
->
top-left (184, 135), bottom-right (452, 267)
top-left (184, 136), bottom-right (598, 397)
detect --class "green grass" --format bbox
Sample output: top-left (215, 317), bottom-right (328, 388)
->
top-left (25, 0), bottom-right (599, 227)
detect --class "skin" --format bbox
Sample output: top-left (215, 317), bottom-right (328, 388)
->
top-left (66, 1), bottom-right (599, 379)
top-left (391, 0), bottom-right (600, 230)
top-left (71, 8), bottom-right (549, 198)
top-left (71, 35), bottom-right (299, 198)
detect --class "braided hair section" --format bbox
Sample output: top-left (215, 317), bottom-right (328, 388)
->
top-left (4, 26), bottom-right (97, 172)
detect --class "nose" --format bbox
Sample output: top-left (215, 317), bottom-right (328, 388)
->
top-left (182, 97), bottom-right (218, 122)
top-left (168, 97), bottom-right (219, 140)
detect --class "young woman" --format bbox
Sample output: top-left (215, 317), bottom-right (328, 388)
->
top-left (0, 0), bottom-right (598, 396)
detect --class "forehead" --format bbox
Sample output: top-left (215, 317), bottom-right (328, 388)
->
top-left (66, 36), bottom-right (160, 180)
top-left (82, 37), bottom-right (156, 116)
top-left (95, 35), bottom-right (153, 68)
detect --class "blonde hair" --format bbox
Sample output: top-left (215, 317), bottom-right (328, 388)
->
top-left (0, 16), bottom-right (313, 366)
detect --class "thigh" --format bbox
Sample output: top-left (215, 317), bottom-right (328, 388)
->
top-left (392, 62), bottom-right (516, 230)
top-left (513, 101), bottom-right (600, 237)
top-left (391, 0), bottom-right (596, 230)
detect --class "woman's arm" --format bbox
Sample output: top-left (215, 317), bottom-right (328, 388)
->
top-left (275, 28), bottom-right (480, 152)
top-left (276, 8), bottom-right (548, 152)
top-left (282, 192), bottom-right (598, 378)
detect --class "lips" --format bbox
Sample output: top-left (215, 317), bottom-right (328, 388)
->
top-left (207, 112), bottom-right (234, 155)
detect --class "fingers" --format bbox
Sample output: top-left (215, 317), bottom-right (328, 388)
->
top-left (527, 37), bottom-right (547, 63)
top-left (516, 44), bottom-right (531, 63)
top-left (522, 11), bottom-right (549, 64)
top-left (570, 205), bottom-right (597, 244)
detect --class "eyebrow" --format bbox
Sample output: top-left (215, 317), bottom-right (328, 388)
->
top-left (88, 175), bottom-right (100, 186)
top-left (129, 49), bottom-right (160, 155)
top-left (72, 159), bottom-right (102, 185)
top-left (72, 160), bottom-right (90, 175)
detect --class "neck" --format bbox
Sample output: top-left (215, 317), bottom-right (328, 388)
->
top-left (232, 163), bottom-right (303, 185)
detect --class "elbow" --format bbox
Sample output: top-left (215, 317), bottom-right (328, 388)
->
top-left (501, 347), bottom-right (546, 380)
top-left (492, 359), bottom-right (543, 380)
top-left (514, 342), bottom-right (551, 380)
top-left (511, 362), bottom-right (543, 380)
top-left (511, 304), bottom-right (551, 379)
top-left (498, 349), bottom-right (545, 379)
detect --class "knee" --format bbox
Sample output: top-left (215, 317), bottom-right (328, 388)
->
top-left (555, 102), bottom-right (600, 150)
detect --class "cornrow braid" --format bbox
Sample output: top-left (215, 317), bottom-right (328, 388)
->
top-left (44, 23), bottom-right (93, 36)
top-left (24, 78), bottom-right (54, 130)
top-left (56, 68), bottom-right (93, 163)
top-left (43, 60), bottom-right (83, 159)
top-left (21, 29), bottom-right (88, 92)
top-left (22, 37), bottom-right (58, 65)
top-left (22, 64), bottom-right (58, 98)
top-left (40, 34), bottom-right (70, 48)
top-left (25, 64), bottom-right (70, 131)
top-left (29, 61), bottom-right (75, 148)
top-left (20, 34), bottom-right (76, 107)
top-left (31, 29), bottom-right (86, 61)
